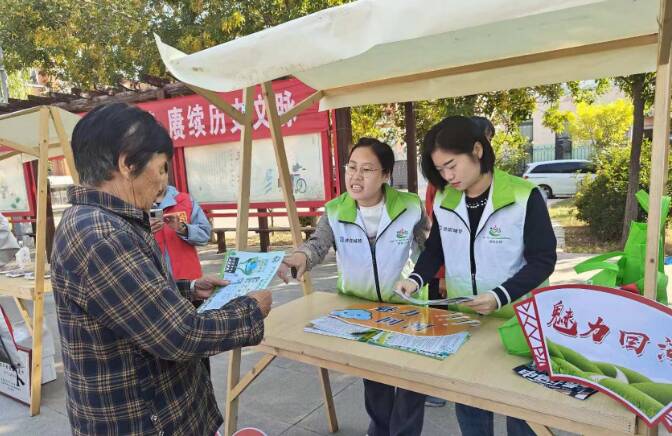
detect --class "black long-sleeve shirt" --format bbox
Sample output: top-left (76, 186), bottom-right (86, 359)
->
top-left (410, 188), bottom-right (557, 308)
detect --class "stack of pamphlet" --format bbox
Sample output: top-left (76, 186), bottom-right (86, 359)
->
top-left (304, 303), bottom-right (476, 360)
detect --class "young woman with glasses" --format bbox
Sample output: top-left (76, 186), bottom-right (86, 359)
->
top-left (278, 137), bottom-right (430, 436)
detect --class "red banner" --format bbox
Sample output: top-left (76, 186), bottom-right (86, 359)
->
top-left (136, 77), bottom-right (328, 148)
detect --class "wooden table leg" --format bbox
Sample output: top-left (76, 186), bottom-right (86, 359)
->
top-left (527, 421), bottom-right (554, 436)
top-left (224, 348), bottom-right (242, 435)
top-left (318, 367), bottom-right (339, 432)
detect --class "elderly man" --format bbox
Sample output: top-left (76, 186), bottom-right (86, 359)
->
top-left (51, 103), bottom-right (272, 435)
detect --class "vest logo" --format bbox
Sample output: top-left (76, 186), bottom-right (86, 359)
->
top-left (339, 236), bottom-right (363, 244)
top-left (487, 225), bottom-right (510, 241)
top-left (390, 228), bottom-right (411, 246)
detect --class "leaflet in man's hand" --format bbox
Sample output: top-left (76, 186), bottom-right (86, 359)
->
top-left (197, 250), bottom-right (284, 312)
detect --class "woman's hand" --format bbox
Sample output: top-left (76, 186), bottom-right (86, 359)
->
top-left (463, 293), bottom-right (498, 315)
top-left (277, 252), bottom-right (308, 283)
top-left (395, 278), bottom-right (419, 297)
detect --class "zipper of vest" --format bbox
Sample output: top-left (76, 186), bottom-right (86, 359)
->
top-left (441, 207), bottom-right (478, 295)
top-left (340, 208), bottom-right (406, 303)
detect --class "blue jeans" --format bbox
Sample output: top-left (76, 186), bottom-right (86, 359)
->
top-left (455, 403), bottom-right (536, 436)
top-left (364, 379), bottom-right (426, 436)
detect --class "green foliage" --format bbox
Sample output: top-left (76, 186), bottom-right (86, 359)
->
top-left (6, 69), bottom-right (31, 99)
top-left (614, 74), bottom-right (656, 110)
top-left (574, 140), bottom-right (672, 241)
top-left (542, 102), bottom-right (571, 134)
top-left (490, 129), bottom-right (529, 176)
top-left (0, 0), bottom-right (353, 89)
top-left (567, 100), bottom-right (633, 149)
top-left (351, 105), bottom-right (386, 141)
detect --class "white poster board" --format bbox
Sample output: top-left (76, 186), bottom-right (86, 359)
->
top-left (0, 154), bottom-right (30, 213)
top-left (184, 133), bottom-right (325, 204)
top-left (515, 285), bottom-right (672, 430)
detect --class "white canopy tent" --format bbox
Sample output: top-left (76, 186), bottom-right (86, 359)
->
top-left (156, 1), bottom-right (671, 434)
top-left (156, 0), bottom-right (659, 109)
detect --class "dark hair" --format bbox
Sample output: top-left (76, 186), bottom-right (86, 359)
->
top-left (421, 115), bottom-right (495, 190)
top-left (471, 115), bottom-right (495, 140)
top-left (72, 103), bottom-right (174, 186)
top-left (348, 137), bottom-right (395, 176)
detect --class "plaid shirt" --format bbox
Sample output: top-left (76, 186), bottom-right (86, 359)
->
top-left (51, 186), bottom-right (264, 436)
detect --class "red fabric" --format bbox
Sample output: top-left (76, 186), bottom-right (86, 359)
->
top-left (136, 77), bottom-right (328, 148)
top-left (424, 184), bottom-right (445, 279)
top-left (154, 192), bottom-right (203, 280)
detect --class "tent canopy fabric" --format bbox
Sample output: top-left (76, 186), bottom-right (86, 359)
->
top-left (156, 0), bottom-right (659, 109)
top-left (0, 106), bottom-right (80, 160)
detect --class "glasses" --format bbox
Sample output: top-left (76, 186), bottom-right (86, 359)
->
top-left (343, 164), bottom-right (382, 178)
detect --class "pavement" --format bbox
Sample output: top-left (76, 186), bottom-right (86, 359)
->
top-left (0, 245), bottom-right (668, 435)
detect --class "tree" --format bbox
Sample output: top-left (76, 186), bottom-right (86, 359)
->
top-left (614, 74), bottom-right (656, 245)
top-left (566, 99), bottom-right (634, 149)
top-left (0, 0), bottom-right (353, 91)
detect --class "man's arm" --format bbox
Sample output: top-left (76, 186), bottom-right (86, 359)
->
top-left (84, 230), bottom-right (264, 361)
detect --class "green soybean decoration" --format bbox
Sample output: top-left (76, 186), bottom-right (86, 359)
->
top-left (599, 378), bottom-right (664, 418)
top-left (594, 362), bottom-right (618, 378)
top-left (553, 343), bottom-right (603, 374)
top-left (614, 365), bottom-right (653, 384)
top-left (631, 383), bottom-right (672, 405)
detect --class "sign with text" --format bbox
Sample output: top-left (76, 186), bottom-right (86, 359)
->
top-left (183, 132), bottom-right (326, 204)
top-left (137, 78), bottom-right (327, 148)
top-left (515, 285), bottom-right (672, 430)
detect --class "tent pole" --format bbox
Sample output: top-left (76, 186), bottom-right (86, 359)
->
top-left (224, 86), bottom-right (256, 436)
top-left (261, 81), bottom-right (314, 295)
top-left (643, 0), bottom-right (672, 302)
top-left (262, 81), bottom-right (338, 432)
top-left (29, 107), bottom-right (49, 416)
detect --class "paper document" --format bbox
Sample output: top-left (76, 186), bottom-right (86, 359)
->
top-left (198, 250), bottom-right (284, 312)
top-left (369, 330), bottom-right (470, 359)
top-left (393, 288), bottom-right (474, 306)
top-left (304, 316), bottom-right (376, 341)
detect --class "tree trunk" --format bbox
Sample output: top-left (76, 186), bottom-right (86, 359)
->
top-left (621, 75), bottom-right (646, 246)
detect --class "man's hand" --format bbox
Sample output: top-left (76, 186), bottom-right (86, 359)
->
top-left (150, 218), bottom-right (164, 233)
top-left (395, 278), bottom-right (419, 297)
top-left (192, 276), bottom-right (229, 301)
top-left (463, 293), bottom-right (498, 315)
top-left (248, 290), bottom-right (272, 318)
top-left (277, 252), bottom-right (308, 284)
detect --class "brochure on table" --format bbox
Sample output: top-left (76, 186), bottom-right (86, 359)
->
top-left (305, 302), bottom-right (479, 360)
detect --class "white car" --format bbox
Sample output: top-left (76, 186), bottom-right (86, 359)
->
top-left (523, 159), bottom-right (595, 198)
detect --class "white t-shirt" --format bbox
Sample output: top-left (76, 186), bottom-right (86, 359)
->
top-left (359, 198), bottom-right (385, 240)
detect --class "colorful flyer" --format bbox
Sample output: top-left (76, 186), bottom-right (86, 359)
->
top-left (514, 284), bottom-right (672, 430)
top-left (197, 250), bottom-right (284, 312)
top-left (330, 302), bottom-right (478, 337)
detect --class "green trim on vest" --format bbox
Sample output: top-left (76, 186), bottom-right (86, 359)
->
top-left (439, 169), bottom-right (535, 212)
top-left (329, 184), bottom-right (413, 223)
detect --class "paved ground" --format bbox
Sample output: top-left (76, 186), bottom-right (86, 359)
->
top-left (0, 245), bottom-right (668, 435)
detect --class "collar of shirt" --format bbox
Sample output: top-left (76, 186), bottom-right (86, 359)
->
top-left (67, 185), bottom-right (148, 226)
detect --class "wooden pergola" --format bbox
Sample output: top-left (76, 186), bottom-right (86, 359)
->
top-left (155, 0), bottom-right (671, 434)
top-left (0, 106), bottom-right (79, 415)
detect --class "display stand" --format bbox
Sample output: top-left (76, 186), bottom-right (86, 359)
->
top-left (0, 106), bottom-right (79, 415)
